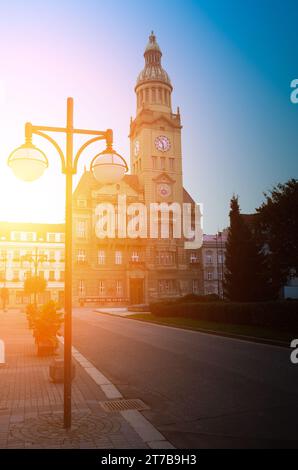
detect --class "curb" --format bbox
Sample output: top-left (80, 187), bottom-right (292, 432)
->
top-left (59, 337), bottom-right (175, 449)
top-left (94, 309), bottom-right (290, 349)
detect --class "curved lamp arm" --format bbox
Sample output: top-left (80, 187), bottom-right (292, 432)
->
top-left (33, 130), bottom-right (67, 173)
top-left (73, 135), bottom-right (106, 173)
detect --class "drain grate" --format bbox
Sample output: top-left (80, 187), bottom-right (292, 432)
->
top-left (99, 398), bottom-right (149, 413)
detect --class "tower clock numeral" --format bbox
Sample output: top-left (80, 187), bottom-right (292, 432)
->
top-left (155, 135), bottom-right (171, 152)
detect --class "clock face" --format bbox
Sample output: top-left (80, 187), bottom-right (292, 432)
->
top-left (159, 183), bottom-right (171, 198)
top-left (155, 135), bottom-right (171, 152)
top-left (134, 140), bottom-right (140, 158)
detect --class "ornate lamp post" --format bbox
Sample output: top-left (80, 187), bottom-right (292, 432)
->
top-left (7, 97), bottom-right (128, 428)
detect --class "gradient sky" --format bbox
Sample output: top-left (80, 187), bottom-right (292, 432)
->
top-left (0, 0), bottom-right (297, 233)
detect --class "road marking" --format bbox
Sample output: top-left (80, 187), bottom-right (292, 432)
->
top-left (58, 337), bottom-right (174, 449)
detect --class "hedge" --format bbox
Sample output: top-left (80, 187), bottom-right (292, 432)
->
top-left (149, 300), bottom-right (298, 332)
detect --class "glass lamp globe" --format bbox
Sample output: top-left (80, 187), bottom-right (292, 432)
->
top-left (8, 143), bottom-right (48, 182)
top-left (91, 149), bottom-right (127, 184)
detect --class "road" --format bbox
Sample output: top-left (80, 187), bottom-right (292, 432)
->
top-left (72, 308), bottom-right (298, 448)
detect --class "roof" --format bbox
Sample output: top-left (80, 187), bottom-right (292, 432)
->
top-left (183, 187), bottom-right (195, 204)
top-left (203, 233), bottom-right (228, 243)
top-left (73, 171), bottom-right (143, 198)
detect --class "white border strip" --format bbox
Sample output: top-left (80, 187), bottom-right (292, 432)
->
top-left (59, 337), bottom-right (174, 449)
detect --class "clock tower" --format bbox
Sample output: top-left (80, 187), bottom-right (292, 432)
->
top-left (129, 32), bottom-right (183, 207)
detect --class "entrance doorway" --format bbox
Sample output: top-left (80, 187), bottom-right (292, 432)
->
top-left (129, 278), bottom-right (144, 304)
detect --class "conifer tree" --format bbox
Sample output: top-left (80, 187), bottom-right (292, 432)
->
top-left (224, 196), bottom-right (268, 301)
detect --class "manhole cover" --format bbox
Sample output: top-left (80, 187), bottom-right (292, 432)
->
top-left (99, 398), bottom-right (149, 413)
top-left (9, 411), bottom-right (121, 446)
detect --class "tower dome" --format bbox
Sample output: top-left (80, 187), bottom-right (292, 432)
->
top-left (135, 32), bottom-right (173, 113)
top-left (136, 32), bottom-right (172, 88)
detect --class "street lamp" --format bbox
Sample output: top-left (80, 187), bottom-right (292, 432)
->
top-left (7, 97), bottom-right (128, 429)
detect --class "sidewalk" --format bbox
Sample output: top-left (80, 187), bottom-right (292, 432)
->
top-left (0, 309), bottom-right (147, 449)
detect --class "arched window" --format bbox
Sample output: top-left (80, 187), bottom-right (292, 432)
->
top-left (206, 250), bottom-right (213, 264)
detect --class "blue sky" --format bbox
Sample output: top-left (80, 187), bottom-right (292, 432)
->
top-left (0, 0), bottom-right (297, 232)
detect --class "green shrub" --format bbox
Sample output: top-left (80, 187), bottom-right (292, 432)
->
top-left (149, 300), bottom-right (298, 332)
top-left (32, 301), bottom-right (64, 349)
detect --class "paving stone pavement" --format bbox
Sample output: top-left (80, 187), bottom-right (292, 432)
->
top-left (0, 309), bottom-right (147, 449)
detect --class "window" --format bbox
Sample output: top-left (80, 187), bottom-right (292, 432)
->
top-left (98, 250), bottom-right (105, 265)
top-left (115, 251), bottom-right (122, 265)
top-left (218, 251), bottom-right (224, 264)
top-left (169, 158), bottom-right (174, 171)
top-left (152, 156), bottom-right (157, 169)
top-left (207, 271), bottom-right (213, 281)
top-left (49, 271), bottom-right (55, 281)
top-left (60, 271), bottom-right (65, 281)
top-left (152, 88), bottom-right (156, 102)
top-left (77, 249), bottom-right (86, 263)
top-left (158, 279), bottom-right (176, 294)
top-left (11, 231), bottom-right (21, 241)
top-left (78, 280), bottom-right (85, 297)
top-left (131, 251), bottom-right (139, 262)
top-left (206, 251), bottom-right (213, 264)
top-left (77, 199), bottom-right (87, 208)
top-left (47, 233), bottom-right (57, 242)
top-left (76, 220), bottom-right (86, 239)
top-left (190, 252), bottom-right (198, 263)
top-left (160, 157), bottom-right (166, 170)
top-left (98, 280), bottom-right (105, 297)
top-left (38, 271), bottom-right (45, 279)
top-left (116, 280), bottom-right (123, 297)
top-left (192, 279), bottom-right (200, 294)
top-left (156, 251), bottom-right (175, 265)
top-left (13, 270), bottom-right (19, 281)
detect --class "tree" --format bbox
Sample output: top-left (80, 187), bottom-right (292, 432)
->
top-left (24, 276), bottom-right (47, 307)
top-left (256, 178), bottom-right (298, 296)
top-left (224, 195), bottom-right (269, 301)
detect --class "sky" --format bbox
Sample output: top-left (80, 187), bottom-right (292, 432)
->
top-left (0, 0), bottom-right (297, 233)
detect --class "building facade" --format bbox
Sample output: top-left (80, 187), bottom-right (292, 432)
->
top-left (72, 33), bottom-right (202, 306)
top-left (0, 222), bottom-right (65, 306)
top-left (201, 233), bottom-right (227, 298)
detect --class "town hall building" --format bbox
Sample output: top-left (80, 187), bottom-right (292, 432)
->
top-left (72, 32), bottom-right (202, 306)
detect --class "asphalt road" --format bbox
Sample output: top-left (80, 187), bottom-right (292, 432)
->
top-left (72, 308), bottom-right (298, 449)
